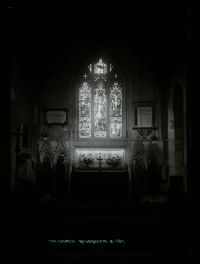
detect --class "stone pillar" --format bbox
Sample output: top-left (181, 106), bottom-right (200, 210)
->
top-left (128, 163), bottom-right (133, 194)
top-left (68, 129), bottom-right (73, 191)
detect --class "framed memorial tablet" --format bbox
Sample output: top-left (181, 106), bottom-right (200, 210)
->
top-left (133, 102), bottom-right (156, 128)
top-left (45, 108), bottom-right (68, 126)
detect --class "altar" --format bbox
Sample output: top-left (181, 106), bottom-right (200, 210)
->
top-left (74, 148), bottom-right (125, 170)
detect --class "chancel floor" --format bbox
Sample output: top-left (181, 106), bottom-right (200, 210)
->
top-left (9, 189), bottom-right (191, 261)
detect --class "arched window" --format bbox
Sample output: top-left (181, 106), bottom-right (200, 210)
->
top-left (79, 58), bottom-right (123, 139)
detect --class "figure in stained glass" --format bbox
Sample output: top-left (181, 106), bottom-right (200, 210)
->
top-left (79, 82), bottom-right (91, 138)
top-left (110, 82), bottom-right (122, 137)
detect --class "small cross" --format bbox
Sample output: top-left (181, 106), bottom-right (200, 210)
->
top-left (97, 154), bottom-right (103, 170)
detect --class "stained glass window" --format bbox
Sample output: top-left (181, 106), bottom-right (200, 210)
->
top-left (79, 58), bottom-right (123, 139)
top-left (110, 82), bottom-right (122, 137)
top-left (79, 82), bottom-right (91, 138)
top-left (94, 81), bottom-right (107, 138)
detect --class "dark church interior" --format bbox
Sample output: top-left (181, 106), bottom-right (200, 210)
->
top-left (9, 7), bottom-right (192, 261)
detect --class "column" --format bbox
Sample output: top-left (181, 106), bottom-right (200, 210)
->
top-left (68, 128), bottom-right (73, 190)
top-left (128, 163), bottom-right (133, 194)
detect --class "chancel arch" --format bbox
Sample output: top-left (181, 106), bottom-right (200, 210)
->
top-left (168, 80), bottom-right (187, 192)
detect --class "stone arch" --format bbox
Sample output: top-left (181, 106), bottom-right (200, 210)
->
top-left (168, 79), bottom-right (187, 191)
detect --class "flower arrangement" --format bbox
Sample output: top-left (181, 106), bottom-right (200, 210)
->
top-left (80, 154), bottom-right (94, 168)
top-left (106, 156), bottom-right (121, 168)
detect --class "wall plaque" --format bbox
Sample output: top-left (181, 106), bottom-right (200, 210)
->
top-left (45, 108), bottom-right (68, 126)
top-left (132, 102), bottom-right (157, 128)
top-left (137, 107), bottom-right (152, 127)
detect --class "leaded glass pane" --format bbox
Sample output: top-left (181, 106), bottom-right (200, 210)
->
top-left (110, 82), bottom-right (122, 137)
top-left (79, 82), bottom-right (91, 138)
top-left (94, 81), bottom-right (107, 138)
